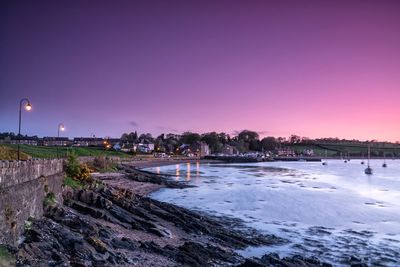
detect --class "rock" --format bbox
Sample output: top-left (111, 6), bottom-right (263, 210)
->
top-left (14, 169), bottom-right (331, 267)
top-left (237, 258), bottom-right (267, 267)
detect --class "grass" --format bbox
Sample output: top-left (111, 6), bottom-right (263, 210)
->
top-left (289, 143), bottom-right (400, 157)
top-left (63, 176), bottom-right (84, 189)
top-left (0, 245), bottom-right (15, 267)
top-left (0, 144), bottom-right (131, 160)
top-left (0, 145), bottom-right (30, 160)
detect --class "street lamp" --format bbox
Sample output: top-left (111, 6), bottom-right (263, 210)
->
top-left (57, 123), bottom-right (65, 158)
top-left (18, 98), bottom-right (32, 160)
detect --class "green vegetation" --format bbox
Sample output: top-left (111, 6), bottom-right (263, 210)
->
top-left (63, 152), bottom-right (93, 189)
top-left (0, 145), bottom-right (30, 160)
top-left (1, 144), bottom-right (130, 160)
top-left (63, 176), bottom-right (84, 189)
top-left (0, 245), bottom-right (15, 267)
top-left (43, 192), bottom-right (57, 206)
top-left (290, 143), bottom-right (400, 157)
top-left (24, 217), bottom-right (34, 231)
top-left (90, 156), bottom-right (118, 173)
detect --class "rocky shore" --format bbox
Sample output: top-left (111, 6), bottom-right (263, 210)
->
top-left (10, 164), bottom-right (337, 266)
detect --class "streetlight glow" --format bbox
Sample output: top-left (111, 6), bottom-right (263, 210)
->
top-left (18, 98), bottom-right (32, 160)
top-left (25, 103), bottom-right (32, 111)
top-left (57, 123), bottom-right (65, 159)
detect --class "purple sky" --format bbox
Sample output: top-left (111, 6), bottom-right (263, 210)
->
top-left (1, 0), bottom-right (399, 141)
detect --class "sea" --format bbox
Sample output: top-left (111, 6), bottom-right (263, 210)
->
top-left (147, 159), bottom-right (400, 266)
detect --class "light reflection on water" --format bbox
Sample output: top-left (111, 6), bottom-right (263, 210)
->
top-left (148, 160), bottom-right (400, 266)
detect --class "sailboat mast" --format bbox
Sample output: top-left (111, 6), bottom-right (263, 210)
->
top-left (368, 144), bottom-right (371, 167)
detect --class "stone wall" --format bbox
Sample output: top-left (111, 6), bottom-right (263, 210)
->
top-left (0, 159), bottom-right (64, 245)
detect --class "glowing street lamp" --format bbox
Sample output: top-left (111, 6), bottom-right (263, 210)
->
top-left (57, 123), bottom-right (65, 158)
top-left (18, 98), bottom-right (32, 160)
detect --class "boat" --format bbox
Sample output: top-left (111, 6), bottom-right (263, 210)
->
top-left (382, 153), bottom-right (387, 168)
top-left (322, 150), bottom-right (328, 166)
top-left (364, 144), bottom-right (373, 175)
top-left (365, 166), bottom-right (373, 175)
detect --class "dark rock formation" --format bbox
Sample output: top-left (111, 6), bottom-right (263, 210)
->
top-left (12, 168), bottom-right (335, 267)
top-left (15, 181), bottom-right (285, 266)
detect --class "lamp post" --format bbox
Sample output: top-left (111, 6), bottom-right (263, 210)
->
top-left (18, 98), bottom-right (32, 160)
top-left (57, 123), bottom-right (65, 158)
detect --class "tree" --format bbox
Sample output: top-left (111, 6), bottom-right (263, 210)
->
top-left (261, 137), bottom-right (278, 151)
top-left (238, 130), bottom-right (259, 142)
top-left (139, 133), bottom-right (154, 143)
top-left (121, 131), bottom-right (138, 143)
top-left (180, 132), bottom-right (201, 145)
top-left (201, 132), bottom-right (223, 153)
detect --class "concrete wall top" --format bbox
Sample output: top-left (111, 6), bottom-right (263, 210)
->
top-left (0, 159), bottom-right (64, 189)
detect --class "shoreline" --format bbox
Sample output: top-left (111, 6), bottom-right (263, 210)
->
top-left (12, 162), bottom-right (335, 266)
top-left (121, 158), bottom-right (222, 169)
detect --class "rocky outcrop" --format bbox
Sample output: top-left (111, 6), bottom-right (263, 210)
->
top-left (13, 168), bottom-right (335, 267)
top-left (238, 253), bottom-right (333, 267)
top-left (117, 164), bottom-right (194, 189)
top-left (15, 181), bottom-right (285, 266)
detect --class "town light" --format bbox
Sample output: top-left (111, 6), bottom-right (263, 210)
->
top-left (57, 123), bottom-right (65, 159)
top-left (25, 103), bottom-right (32, 111)
top-left (58, 123), bottom-right (65, 136)
top-left (18, 98), bottom-right (32, 160)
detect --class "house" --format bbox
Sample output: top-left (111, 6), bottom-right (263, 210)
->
top-left (303, 149), bottom-right (314, 156)
top-left (113, 143), bottom-right (121, 151)
top-left (221, 144), bottom-right (239, 155)
top-left (73, 137), bottom-right (104, 147)
top-left (180, 141), bottom-right (210, 157)
top-left (42, 137), bottom-right (70, 146)
top-left (3, 136), bottom-right (39, 146)
top-left (135, 143), bottom-right (155, 153)
top-left (276, 147), bottom-right (296, 157)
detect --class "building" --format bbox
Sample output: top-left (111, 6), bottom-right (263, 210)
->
top-left (302, 149), bottom-right (314, 156)
top-left (135, 143), bottom-right (155, 153)
top-left (180, 141), bottom-right (210, 157)
top-left (276, 147), bottom-right (296, 157)
top-left (221, 144), bottom-right (239, 155)
top-left (0, 136), bottom-right (39, 146)
top-left (73, 137), bottom-right (104, 147)
top-left (42, 137), bottom-right (70, 146)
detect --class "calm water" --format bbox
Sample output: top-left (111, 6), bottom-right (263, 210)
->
top-left (148, 160), bottom-right (400, 266)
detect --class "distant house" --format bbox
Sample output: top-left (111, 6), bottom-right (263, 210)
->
top-left (42, 137), bottom-right (70, 146)
top-left (73, 137), bottom-right (104, 147)
top-left (1, 135), bottom-right (39, 146)
top-left (221, 144), bottom-right (239, 155)
top-left (113, 143), bottom-right (121, 151)
top-left (180, 141), bottom-right (210, 157)
top-left (135, 143), bottom-right (155, 153)
top-left (276, 147), bottom-right (295, 157)
top-left (13, 136), bottom-right (39, 146)
top-left (302, 149), bottom-right (314, 156)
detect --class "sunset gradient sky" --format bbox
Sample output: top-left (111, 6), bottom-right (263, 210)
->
top-left (1, 0), bottom-right (399, 141)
